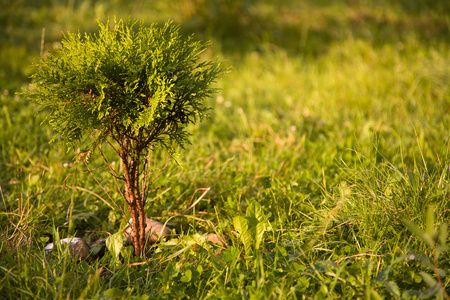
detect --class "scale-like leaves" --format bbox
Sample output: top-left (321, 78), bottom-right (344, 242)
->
top-left (26, 18), bottom-right (224, 152)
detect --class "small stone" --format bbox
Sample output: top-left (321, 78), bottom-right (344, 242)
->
top-left (205, 234), bottom-right (227, 254)
top-left (205, 234), bottom-right (227, 246)
top-left (45, 237), bottom-right (90, 260)
top-left (123, 218), bottom-right (171, 245)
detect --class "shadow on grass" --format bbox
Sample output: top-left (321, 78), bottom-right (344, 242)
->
top-left (1, 0), bottom-right (449, 89)
top-left (176, 0), bottom-right (450, 56)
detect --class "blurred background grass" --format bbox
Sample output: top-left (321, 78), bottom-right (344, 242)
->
top-left (2, 0), bottom-right (449, 89)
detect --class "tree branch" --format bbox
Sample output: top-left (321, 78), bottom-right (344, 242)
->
top-left (82, 160), bottom-right (126, 216)
top-left (95, 143), bottom-right (127, 204)
top-left (143, 154), bottom-right (170, 202)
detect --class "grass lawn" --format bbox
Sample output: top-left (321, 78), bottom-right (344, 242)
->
top-left (1, 0), bottom-right (450, 299)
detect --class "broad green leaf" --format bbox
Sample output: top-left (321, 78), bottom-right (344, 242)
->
top-left (375, 265), bottom-right (392, 282)
top-left (419, 272), bottom-right (437, 287)
top-left (403, 219), bottom-right (435, 248)
top-left (254, 221), bottom-right (266, 249)
top-left (106, 232), bottom-right (124, 261)
top-left (367, 289), bottom-right (384, 300)
top-left (383, 281), bottom-right (400, 298)
top-left (437, 222), bottom-right (448, 254)
top-left (246, 201), bottom-right (265, 222)
top-left (223, 246), bottom-right (241, 264)
top-left (233, 216), bottom-right (252, 254)
top-left (180, 269), bottom-right (192, 283)
top-left (102, 288), bottom-right (125, 297)
top-left (247, 200), bottom-right (272, 231)
top-left (196, 265), bottom-right (203, 274)
top-left (233, 201), bottom-right (273, 254)
top-left (233, 216), bottom-right (248, 236)
top-left (425, 205), bottom-right (435, 237)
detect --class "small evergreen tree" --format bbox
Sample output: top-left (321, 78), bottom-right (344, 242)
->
top-left (26, 19), bottom-right (225, 256)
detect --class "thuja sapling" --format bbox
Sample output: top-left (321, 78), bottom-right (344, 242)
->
top-left (26, 19), bottom-right (225, 256)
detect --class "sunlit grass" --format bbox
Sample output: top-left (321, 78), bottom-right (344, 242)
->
top-left (1, 0), bottom-right (450, 298)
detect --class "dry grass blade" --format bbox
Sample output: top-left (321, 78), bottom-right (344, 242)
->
top-left (55, 185), bottom-right (116, 210)
top-left (184, 187), bottom-right (211, 213)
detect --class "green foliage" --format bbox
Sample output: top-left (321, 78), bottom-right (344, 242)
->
top-left (26, 18), bottom-right (223, 153)
top-left (233, 201), bottom-right (272, 255)
top-left (105, 232), bottom-right (124, 265)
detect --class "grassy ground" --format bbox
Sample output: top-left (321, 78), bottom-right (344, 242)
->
top-left (1, 0), bottom-right (450, 299)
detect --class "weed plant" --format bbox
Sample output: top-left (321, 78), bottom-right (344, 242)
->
top-left (1, 0), bottom-right (450, 299)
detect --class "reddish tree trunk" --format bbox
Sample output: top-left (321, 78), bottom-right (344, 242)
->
top-left (121, 141), bottom-right (147, 256)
